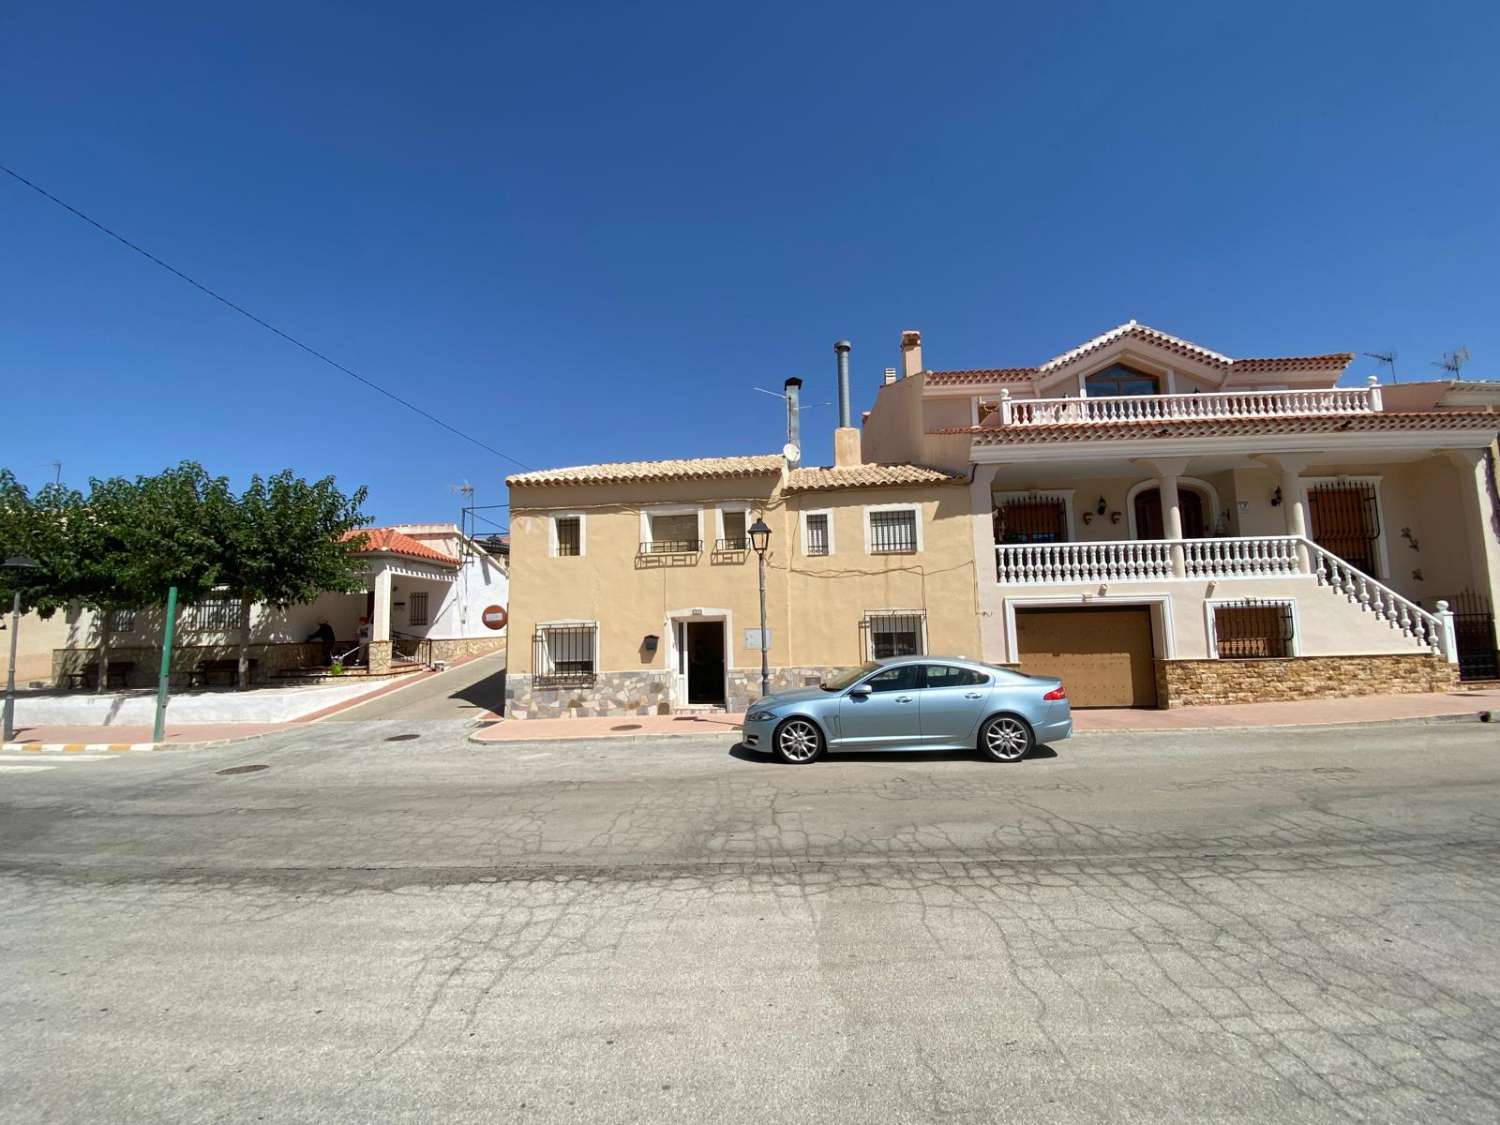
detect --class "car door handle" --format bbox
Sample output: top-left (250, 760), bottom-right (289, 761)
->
top-left (895, 695), bottom-right (914, 703)
top-left (964, 692), bottom-right (984, 699)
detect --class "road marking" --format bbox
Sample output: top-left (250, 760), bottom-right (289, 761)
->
top-left (0, 755), bottom-right (120, 766)
top-left (0, 763), bottom-right (57, 772)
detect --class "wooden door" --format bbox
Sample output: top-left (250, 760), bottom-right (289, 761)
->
top-left (1134, 488), bottom-right (1205, 539)
top-left (1015, 607), bottom-right (1158, 708)
top-left (1307, 482), bottom-right (1380, 576)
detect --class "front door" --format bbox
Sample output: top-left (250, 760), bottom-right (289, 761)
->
top-left (1134, 488), bottom-right (1205, 539)
top-left (684, 620), bottom-right (726, 706)
top-left (1307, 481), bottom-right (1380, 576)
top-left (837, 663), bottom-right (922, 750)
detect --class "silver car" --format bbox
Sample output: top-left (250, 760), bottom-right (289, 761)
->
top-left (741, 656), bottom-right (1072, 764)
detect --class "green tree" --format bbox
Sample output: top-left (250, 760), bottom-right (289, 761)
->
top-left (218, 472), bottom-right (370, 689)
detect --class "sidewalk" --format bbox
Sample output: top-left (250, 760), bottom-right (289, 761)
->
top-left (3, 723), bottom-right (290, 751)
top-left (472, 689), bottom-right (1500, 744)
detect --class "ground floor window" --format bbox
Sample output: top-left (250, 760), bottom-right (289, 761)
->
top-left (533, 622), bottom-right (598, 687)
top-left (1210, 600), bottom-right (1294, 659)
top-left (191, 596), bottom-right (240, 631)
top-left (861, 612), bottom-right (927, 659)
top-left (408, 591), bottom-right (429, 627)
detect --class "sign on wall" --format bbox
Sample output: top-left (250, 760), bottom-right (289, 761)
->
top-left (481, 605), bottom-right (508, 631)
top-left (744, 628), bottom-right (771, 651)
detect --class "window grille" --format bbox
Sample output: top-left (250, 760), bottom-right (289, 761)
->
top-left (108, 609), bottom-right (136, 634)
top-left (860, 612), bottom-right (927, 659)
top-left (994, 497), bottom-right (1067, 544)
top-left (554, 516), bottom-right (581, 557)
top-left (408, 591), bottom-right (429, 627)
top-left (869, 509), bottom-right (918, 554)
top-left (192, 597), bottom-right (240, 631)
top-left (641, 513), bottom-right (700, 554)
top-left (1212, 600), bottom-right (1294, 659)
top-left (533, 623), bottom-right (598, 687)
top-left (804, 513), bottom-right (830, 556)
top-left (1308, 482), bottom-right (1380, 576)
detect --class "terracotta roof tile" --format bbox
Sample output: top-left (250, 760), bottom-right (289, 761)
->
top-left (343, 528), bottom-right (459, 566)
top-left (785, 464), bottom-right (966, 492)
top-left (952, 410), bottom-right (1500, 446)
top-left (925, 368), bottom-right (1037, 387)
top-left (507, 454), bottom-right (784, 488)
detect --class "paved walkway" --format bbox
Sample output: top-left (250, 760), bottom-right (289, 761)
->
top-left (473, 688), bottom-right (1500, 743)
top-left (321, 650), bottom-right (506, 721)
top-left (3, 723), bottom-right (288, 748)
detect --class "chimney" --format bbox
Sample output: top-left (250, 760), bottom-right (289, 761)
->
top-left (783, 377), bottom-right (802, 468)
top-left (883, 367), bottom-right (898, 385)
top-left (900, 329), bottom-right (923, 378)
top-left (833, 340), bottom-right (852, 428)
top-left (831, 341), bottom-right (862, 469)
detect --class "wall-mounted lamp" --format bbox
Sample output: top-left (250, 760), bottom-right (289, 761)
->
top-left (1269, 487), bottom-right (1283, 507)
top-left (642, 634), bottom-right (659, 655)
top-left (1096, 496), bottom-right (1108, 516)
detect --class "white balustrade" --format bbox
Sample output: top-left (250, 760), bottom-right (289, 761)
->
top-left (1002, 386), bottom-right (1380, 427)
top-left (994, 534), bottom-right (1450, 658)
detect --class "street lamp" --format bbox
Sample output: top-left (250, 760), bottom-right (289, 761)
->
top-left (2, 556), bottom-right (40, 743)
top-left (748, 518), bottom-right (772, 700)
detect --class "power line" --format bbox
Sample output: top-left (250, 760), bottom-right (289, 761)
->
top-left (0, 163), bottom-right (531, 470)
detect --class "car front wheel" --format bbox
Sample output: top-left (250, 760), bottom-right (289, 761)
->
top-left (773, 717), bottom-right (823, 764)
top-left (979, 714), bottom-right (1033, 762)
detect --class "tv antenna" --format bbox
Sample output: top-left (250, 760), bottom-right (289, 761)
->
top-left (1363, 350), bottom-right (1397, 384)
top-left (1433, 347), bottom-right (1471, 378)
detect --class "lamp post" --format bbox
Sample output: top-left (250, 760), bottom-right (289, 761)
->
top-left (748, 518), bottom-right (772, 700)
top-left (2, 556), bottom-right (41, 743)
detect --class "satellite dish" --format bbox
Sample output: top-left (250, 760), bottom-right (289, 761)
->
top-left (782, 442), bottom-right (801, 462)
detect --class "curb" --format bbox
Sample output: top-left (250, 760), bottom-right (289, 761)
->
top-left (1070, 711), bottom-right (1487, 738)
top-left (1, 729), bottom-right (288, 754)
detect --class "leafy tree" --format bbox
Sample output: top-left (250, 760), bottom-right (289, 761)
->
top-left (217, 472), bottom-right (370, 688)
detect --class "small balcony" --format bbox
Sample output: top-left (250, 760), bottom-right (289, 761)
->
top-left (992, 383), bottom-right (1382, 428)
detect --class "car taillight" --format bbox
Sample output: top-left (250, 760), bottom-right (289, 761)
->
top-left (1042, 686), bottom-right (1067, 701)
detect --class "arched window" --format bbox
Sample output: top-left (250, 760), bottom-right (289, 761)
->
top-left (1085, 363), bottom-right (1159, 397)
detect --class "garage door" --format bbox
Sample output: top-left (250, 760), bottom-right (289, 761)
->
top-left (1015, 607), bottom-right (1158, 708)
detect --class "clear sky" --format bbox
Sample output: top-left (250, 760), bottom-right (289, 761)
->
top-left (4, 2), bottom-right (1498, 525)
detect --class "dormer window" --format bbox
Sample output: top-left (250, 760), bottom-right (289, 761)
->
top-left (1085, 363), bottom-right (1159, 397)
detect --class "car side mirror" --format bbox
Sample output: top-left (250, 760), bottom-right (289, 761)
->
top-left (848, 683), bottom-right (872, 698)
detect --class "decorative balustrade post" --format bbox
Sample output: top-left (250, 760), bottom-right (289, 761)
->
top-left (1366, 374), bottom-right (1383, 413)
top-left (1435, 599), bottom-right (1459, 664)
top-left (998, 387), bottom-right (1013, 426)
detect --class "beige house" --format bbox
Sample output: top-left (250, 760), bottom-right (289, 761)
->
top-left (505, 445), bottom-right (979, 718)
top-left (507, 321), bottom-right (1499, 717)
top-left (862, 321), bottom-right (1499, 706)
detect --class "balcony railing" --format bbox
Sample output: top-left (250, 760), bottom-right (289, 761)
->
top-left (995, 383), bottom-right (1382, 427)
top-left (638, 539), bottom-right (703, 556)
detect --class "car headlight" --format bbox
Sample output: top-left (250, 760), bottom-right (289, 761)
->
top-left (746, 710), bottom-right (777, 722)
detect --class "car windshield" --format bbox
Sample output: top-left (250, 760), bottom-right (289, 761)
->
top-left (821, 663), bottom-right (880, 691)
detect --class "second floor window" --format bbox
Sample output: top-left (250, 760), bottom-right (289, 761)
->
top-left (644, 512), bottom-right (700, 553)
top-left (1085, 363), bottom-right (1159, 397)
top-left (719, 509), bottom-right (747, 550)
top-left (554, 516), bottom-right (582, 557)
top-left (995, 497), bottom-right (1068, 544)
top-left (868, 508), bottom-right (919, 554)
top-left (804, 513), bottom-right (830, 556)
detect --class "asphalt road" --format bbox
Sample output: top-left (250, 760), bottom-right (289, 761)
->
top-left (321, 649), bottom-right (507, 721)
top-left (3, 719), bottom-right (1500, 1124)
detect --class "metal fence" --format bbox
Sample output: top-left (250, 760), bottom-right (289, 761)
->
top-left (1445, 589), bottom-right (1498, 681)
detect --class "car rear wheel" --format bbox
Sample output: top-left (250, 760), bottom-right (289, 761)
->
top-left (979, 714), bottom-right (1033, 762)
top-left (773, 717), bottom-right (823, 764)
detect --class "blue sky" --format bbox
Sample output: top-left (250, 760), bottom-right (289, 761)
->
top-left (3, 1), bottom-right (1498, 525)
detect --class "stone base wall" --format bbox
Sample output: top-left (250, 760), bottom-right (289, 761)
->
top-left (428, 636), bottom-right (506, 663)
top-left (366, 641), bottom-right (392, 675)
top-left (51, 642), bottom-right (328, 689)
top-left (506, 665), bottom-right (853, 720)
top-left (1158, 653), bottom-right (1457, 708)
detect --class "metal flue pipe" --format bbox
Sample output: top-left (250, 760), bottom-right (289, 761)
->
top-left (834, 340), bottom-right (852, 428)
top-left (783, 377), bottom-right (802, 466)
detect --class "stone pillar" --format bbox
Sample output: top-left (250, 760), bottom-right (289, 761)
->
top-left (1259, 454), bottom-right (1317, 573)
top-left (1444, 447), bottom-right (1500, 661)
top-left (367, 640), bottom-right (392, 675)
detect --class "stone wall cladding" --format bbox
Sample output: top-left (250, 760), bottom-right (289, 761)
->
top-left (506, 665), bottom-right (855, 720)
top-left (51, 642), bottom-right (327, 689)
top-left (1158, 653), bottom-right (1457, 708)
top-left (428, 636), bottom-right (506, 663)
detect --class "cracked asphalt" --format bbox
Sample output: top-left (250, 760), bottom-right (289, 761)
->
top-left (3, 718), bottom-right (1500, 1123)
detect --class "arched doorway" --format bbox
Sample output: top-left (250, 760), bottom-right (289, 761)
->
top-left (1133, 488), bottom-right (1206, 539)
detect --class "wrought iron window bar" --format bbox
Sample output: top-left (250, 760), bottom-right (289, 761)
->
top-left (638, 539), bottom-right (703, 555)
top-left (532, 623), bottom-right (599, 688)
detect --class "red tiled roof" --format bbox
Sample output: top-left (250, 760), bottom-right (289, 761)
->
top-left (925, 368), bottom-right (1037, 387)
top-left (785, 464), bottom-right (967, 493)
top-left (949, 411), bottom-right (1500, 446)
top-left (507, 454), bottom-right (784, 488)
top-left (1230, 355), bottom-right (1355, 373)
top-left (343, 528), bottom-right (458, 566)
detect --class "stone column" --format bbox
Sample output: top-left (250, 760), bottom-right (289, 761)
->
top-left (1259, 454), bottom-right (1316, 573)
top-left (1444, 447), bottom-right (1500, 663)
top-left (368, 567), bottom-right (393, 674)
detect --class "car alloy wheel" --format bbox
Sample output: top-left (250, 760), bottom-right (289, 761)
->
top-left (981, 715), bottom-right (1032, 762)
top-left (774, 718), bottom-right (822, 764)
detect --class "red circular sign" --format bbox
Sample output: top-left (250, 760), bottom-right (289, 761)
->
top-left (481, 604), bottom-right (508, 631)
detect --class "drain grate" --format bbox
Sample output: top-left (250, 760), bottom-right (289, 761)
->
top-left (216, 764), bottom-right (269, 776)
top-left (385, 734), bottom-right (421, 742)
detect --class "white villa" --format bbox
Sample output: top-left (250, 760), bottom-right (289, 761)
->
top-left (861, 321), bottom-right (1500, 707)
